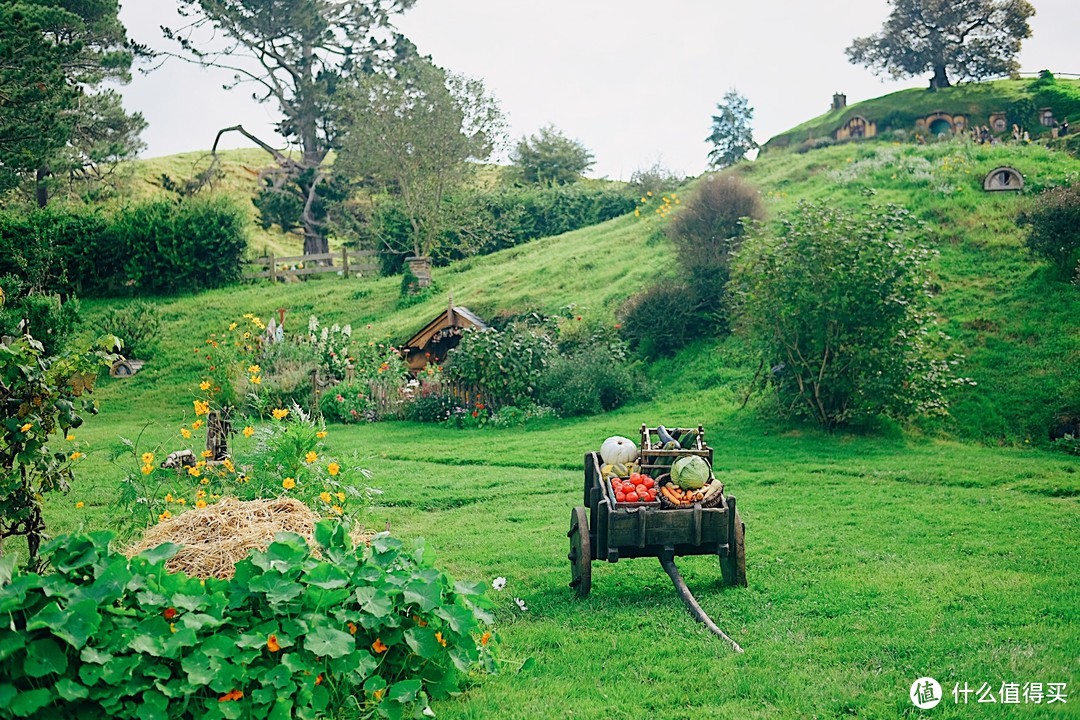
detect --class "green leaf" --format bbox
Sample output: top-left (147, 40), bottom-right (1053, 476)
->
top-left (80, 645), bottom-right (112, 664)
top-left (27, 598), bottom-right (100, 650)
top-left (24, 637), bottom-right (68, 678)
top-left (135, 689), bottom-right (169, 720)
top-left (404, 626), bottom-right (442, 660)
top-left (268, 700), bottom-right (294, 720)
top-left (387, 678), bottom-right (422, 703)
top-left (85, 557), bottom-right (133, 604)
top-left (305, 625), bottom-right (354, 659)
top-left (303, 563), bottom-right (348, 590)
top-left (136, 543), bottom-right (181, 565)
top-left (403, 576), bottom-right (442, 612)
top-left (0, 685), bottom-right (17, 706)
top-left (55, 677), bottom-right (89, 701)
top-left (10, 688), bottom-right (53, 717)
top-left (0, 632), bottom-right (25, 662)
top-left (253, 535), bottom-right (309, 573)
top-left (434, 604), bottom-right (476, 635)
top-left (0, 554), bottom-right (16, 586)
top-left (354, 586), bottom-right (394, 618)
top-left (179, 612), bottom-right (225, 632)
top-left (171, 593), bottom-right (205, 612)
top-left (181, 653), bottom-right (215, 685)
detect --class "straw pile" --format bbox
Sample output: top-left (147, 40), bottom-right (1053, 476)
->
top-left (126, 496), bottom-right (369, 579)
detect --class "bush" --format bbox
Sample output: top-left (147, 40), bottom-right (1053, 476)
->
top-left (1018, 185), bottom-right (1080, 280)
top-left (666, 173), bottom-right (765, 334)
top-left (0, 526), bottom-right (496, 719)
top-left (320, 381), bottom-right (374, 424)
top-left (617, 282), bottom-right (698, 360)
top-left (0, 277), bottom-right (80, 356)
top-left (732, 202), bottom-right (967, 429)
top-left (99, 301), bottom-right (162, 359)
top-left (536, 351), bottom-right (641, 417)
top-left (445, 324), bottom-right (554, 407)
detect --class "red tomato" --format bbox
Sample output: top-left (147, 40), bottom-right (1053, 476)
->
top-left (635, 485), bottom-right (647, 496)
top-left (642, 478), bottom-right (655, 489)
top-left (616, 492), bottom-right (626, 502)
top-left (625, 492), bottom-right (639, 502)
top-left (628, 472), bottom-right (642, 484)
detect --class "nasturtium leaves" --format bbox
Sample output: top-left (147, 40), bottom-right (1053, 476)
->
top-left (10, 688), bottom-right (53, 717)
top-left (305, 625), bottom-right (354, 659)
top-left (134, 543), bottom-right (181, 566)
top-left (24, 637), bottom-right (68, 677)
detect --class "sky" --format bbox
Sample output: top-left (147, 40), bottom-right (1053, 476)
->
top-left (117, 0), bottom-right (1079, 180)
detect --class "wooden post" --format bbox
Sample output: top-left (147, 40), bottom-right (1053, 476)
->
top-left (342, 247), bottom-right (349, 278)
top-left (269, 253), bottom-right (277, 284)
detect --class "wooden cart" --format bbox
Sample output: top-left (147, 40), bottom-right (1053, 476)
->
top-left (567, 425), bottom-right (747, 650)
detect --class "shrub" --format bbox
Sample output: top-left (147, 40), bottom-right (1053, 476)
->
top-left (666, 173), bottom-right (765, 334)
top-left (445, 324), bottom-right (554, 407)
top-left (0, 526), bottom-right (496, 719)
top-left (487, 404), bottom-right (557, 428)
top-left (0, 277), bottom-right (80, 356)
top-left (99, 301), bottom-right (162, 359)
top-left (510, 124), bottom-right (594, 185)
top-left (0, 333), bottom-right (115, 569)
top-left (731, 202), bottom-right (967, 429)
top-left (404, 392), bottom-right (458, 423)
top-left (617, 282), bottom-right (698, 359)
top-left (1018, 185), bottom-right (1080, 280)
top-left (536, 351), bottom-right (641, 417)
top-left (320, 381), bottom-right (374, 424)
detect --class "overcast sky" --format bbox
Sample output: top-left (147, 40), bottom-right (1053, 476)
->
top-left (117, 0), bottom-right (1079, 180)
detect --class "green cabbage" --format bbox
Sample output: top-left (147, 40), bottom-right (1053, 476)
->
top-left (671, 455), bottom-right (710, 490)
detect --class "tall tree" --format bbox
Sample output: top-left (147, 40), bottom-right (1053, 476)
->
top-left (164, 0), bottom-right (417, 255)
top-left (846, 0), bottom-right (1035, 90)
top-left (706, 89), bottom-right (757, 170)
top-left (511, 125), bottom-right (594, 186)
top-left (335, 58), bottom-right (504, 264)
top-left (0, 0), bottom-right (145, 205)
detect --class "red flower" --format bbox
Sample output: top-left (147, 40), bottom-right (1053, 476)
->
top-left (163, 607), bottom-right (177, 620)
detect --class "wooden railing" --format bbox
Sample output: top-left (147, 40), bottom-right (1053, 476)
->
top-left (243, 248), bottom-right (378, 282)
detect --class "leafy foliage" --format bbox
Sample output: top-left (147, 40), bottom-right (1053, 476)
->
top-left (445, 324), bottom-right (554, 408)
top-left (617, 282), bottom-right (698, 360)
top-left (846, 0), bottom-right (1035, 89)
top-left (0, 525), bottom-right (496, 718)
top-left (510, 125), bottom-right (595, 186)
top-left (706, 89), bottom-right (758, 169)
top-left (1017, 184), bottom-right (1080, 281)
top-left (165, 0), bottom-right (417, 254)
top-left (336, 58), bottom-right (504, 261)
top-left (732, 202), bottom-right (967, 429)
top-left (99, 301), bottom-right (162, 360)
top-left (666, 173), bottom-right (765, 334)
top-left (0, 277), bottom-right (80, 357)
top-left (0, 334), bottom-right (115, 568)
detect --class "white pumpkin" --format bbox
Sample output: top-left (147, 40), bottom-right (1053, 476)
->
top-left (600, 436), bottom-right (638, 465)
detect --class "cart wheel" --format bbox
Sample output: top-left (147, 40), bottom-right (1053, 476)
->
top-left (719, 509), bottom-right (747, 588)
top-left (567, 506), bottom-right (592, 598)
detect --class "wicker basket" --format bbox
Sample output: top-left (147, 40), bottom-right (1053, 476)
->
top-left (658, 475), bottom-right (726, 510)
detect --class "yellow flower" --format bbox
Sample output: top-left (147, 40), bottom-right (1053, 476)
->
top-left (199, 381), bottom-right (211, 391)
top-left (141, 452), bottom-right (154, 464)
top-left (159, 510), bottom-right (171, 522)
top-left (243, 332), bottom-right (251, 339)
top-left (181, 428), bottom-right (192, 439)
top-left (272, 408), bottom-right (289, 420)
top-left (196, 490), bottom-right (207, 499)
top-left (229, 322), bottom-right (238, 331)
top-left (20, 422), bottom-right (32, 433)
top-left (316, 431), bottom-right (327, 439)
top-left (188, 467), bottom-right (201, 477)
top-left (331, 505), bottom-right (343, 515)
top-left (320, 491), bottom-right (333, 504)
top-left (248, 365), bottom-right (261, 374)
top-left (66, 433), bottom-right (75, 441)
top-left (435, 632), bottom-right (447, 647)
top-left (194, 400), bottom-right (210, 416)
top-left (165, 493), bottom-right (174, 503)
top-left (243, 426), bottom-right (254, 438)
top-left (250, 375), bottom-right (261, 385)
top-left (191, 419), bottom-right (204, 431)
top-left (70, 451), bottom-right (84, 461)
top-left (200, 477), bottom-right (209, 485)
top-left (327, 462), bottom-right (340, 476)
top-left (304, 451), bottom-right (318, 464)
top-left (141, 464), bottom-right (154, 475)
top-left (282, 477), bottom-right (296, 490)
top-left (176, 497), bottom-right (186, 505)
top-left (196, 500), bottom-right (207, 509)
top-left (201, 450), bottom-right (213, 459)
top-left (335, 492), bottom-right (345, 502)
top-left (223, 459), bottom-right (234, 472)
top-left (75, 501), bottom-right (85, 509)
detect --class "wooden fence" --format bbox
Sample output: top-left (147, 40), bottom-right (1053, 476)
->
top-left (243, 249), bottom-right (378, 282)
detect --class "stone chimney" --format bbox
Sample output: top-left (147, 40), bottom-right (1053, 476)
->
top-left (832, 93), bottom-right (847, 111)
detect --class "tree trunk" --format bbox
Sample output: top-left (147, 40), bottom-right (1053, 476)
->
top-left (35, 167), bottom-right (50, 208)
top-left (929, 65), bottom-right (951, 90)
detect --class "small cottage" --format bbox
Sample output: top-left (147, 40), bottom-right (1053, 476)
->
top-left (399, 298), bottom-right (488, 373)
top-left (834, 115), bottom-right (876, 141)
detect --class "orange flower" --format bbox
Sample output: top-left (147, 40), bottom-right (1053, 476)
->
top-left (75, 501), bottom-right (85, 509)
top-left (373, 689), bottom-right (385, 701)
top-left (327, 462), bottom-right (340, 476)
top-left (347, 622), bottom-right (357, 635)
top-left (371, 638), bottom-right (388, 654)
top-left (282, 477), bottom-right (296, 490)
top-left (272, 408), bottom-right (289, 420)
top-left (435, 632), bottom-right (447, 647)
top-left (163, 607), bottom-right (177, 620)
top-left (218, 689), bottom-right (243, 702)
top-left (315, 674), bottom-right (323, 686)
top-left (481, 631), bottom-right (491, 645)
top-left (267, 634), bottom-right (281, 652)
top-left (191, 419), bottom-right (204, 430)
top-left (304, 451), bottom-right (318, 463)
top-left (316, 431), bottom-right (328, 439)
top-left (242, 426), bottom-right (254, 438)
top-left (412, 616), bottom-right (428, 627)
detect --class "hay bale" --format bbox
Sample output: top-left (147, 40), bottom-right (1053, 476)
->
top-left (126, 496), bottom-right (368, 579)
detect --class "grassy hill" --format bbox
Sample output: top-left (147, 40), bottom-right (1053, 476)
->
top-left (763, 77), bottom-right (1080, 152)
top-left (25, 125), bottom-right (1079, 719)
